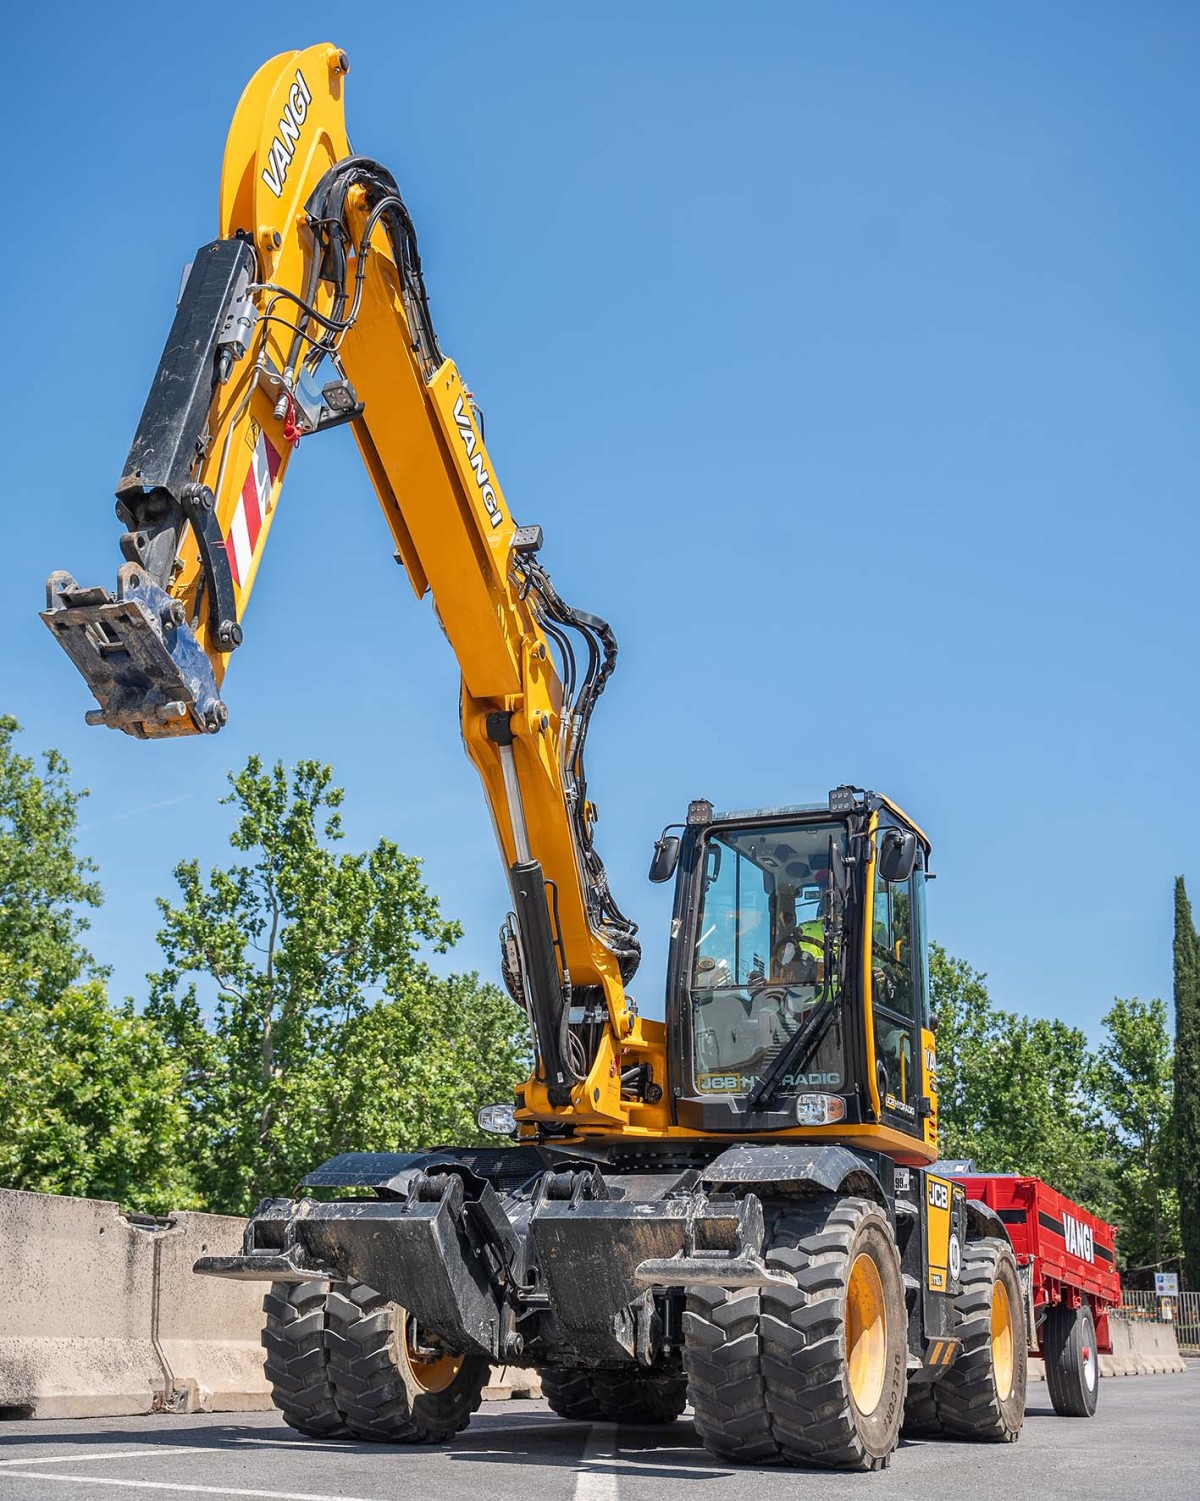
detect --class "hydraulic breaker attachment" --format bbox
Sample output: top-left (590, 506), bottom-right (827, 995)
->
top-left (42, 566), bottom-right (227, 738)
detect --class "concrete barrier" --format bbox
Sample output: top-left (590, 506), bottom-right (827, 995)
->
top-left (1100, 1316), bottom-right (1188, 1376)
top-left (3, 1189), bottom-right (542, 1418)
top-left (0, 1190), bottom-right (270, 1418)
top-left (151, 1211), bottom-right (273, 1413)
top-left (2, 1189), bottom-right (165, 1418)
top-left (483, 1366), bottom-right (543, 1400)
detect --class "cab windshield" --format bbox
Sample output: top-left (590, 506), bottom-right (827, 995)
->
top-left (690, 820), bottom-right (847, 1097)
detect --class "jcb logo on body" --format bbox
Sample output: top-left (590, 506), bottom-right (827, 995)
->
top-left (261, 70), bottom-right (314, 198)
top-left (1063, 1212), bottom-right (1095, 1263)
top-left (927, 1180), bottom-right (950, 1211)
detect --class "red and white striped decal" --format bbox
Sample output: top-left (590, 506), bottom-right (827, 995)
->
top-left (226, 430), bottom-right (282, 589)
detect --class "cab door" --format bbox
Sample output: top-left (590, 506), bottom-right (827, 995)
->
top-left (868, 821), bottom-right (928, 1137)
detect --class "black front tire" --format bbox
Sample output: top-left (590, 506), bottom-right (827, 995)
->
top-left (324, 1281), bottom-right (488, 1443)
top-left (1044, 1301), bottom-right (1099, 1417)
top-left (262, 1281), bottom-right (347, 1438)
top-left (683, 1196), bottom-right (908, 1470)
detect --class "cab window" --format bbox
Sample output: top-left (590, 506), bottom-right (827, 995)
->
top-left (872, 830), bottom-right (920, 1125)
top-left (690, 822), bottom-right (846, 1098)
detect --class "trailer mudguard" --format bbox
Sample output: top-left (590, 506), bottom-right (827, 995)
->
top-left (964, 1197), bottom-right (1012, 1245)
top-left (700, 1143), bottom-right (890, 1206)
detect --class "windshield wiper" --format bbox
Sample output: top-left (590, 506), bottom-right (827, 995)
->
top-left (746, 987), bottom-right (841, 1109)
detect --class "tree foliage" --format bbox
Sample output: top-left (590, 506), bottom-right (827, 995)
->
top-left (0, 982), bottom-right (193, 1212)
top-left (148, 756), bottom-right (527, 1214)
top-left (1174, 876), bottom-right (1200, 1288)
top-left (0, 719), bottom-right (190, 1209)
top-left (0, 715), bottom-right (102, 1002)
top-left (930, 944), bottom-right (1111, 1206)
top-left (1094, 995), bottom-right (1177, 1274)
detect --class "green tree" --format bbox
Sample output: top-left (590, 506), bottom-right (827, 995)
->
top-left (1174, 877), bottom-right (1200, 1288)
top-left (0, 719), bottom-right (191, 1209)
top-left (0, 715), bottom-right (102, 1002)
top-left (0, 982), bottom-right (194, 1212)
top-left (148, 756), bottom-right (526, 1214)
top-left (1094, 996), bottom-right (1178, 1273)
top-left (930, 944), bottom-right (1111, 1205)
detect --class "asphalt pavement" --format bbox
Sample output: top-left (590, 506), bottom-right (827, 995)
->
top-left (0, 1367), bottom-right (1195, 1501)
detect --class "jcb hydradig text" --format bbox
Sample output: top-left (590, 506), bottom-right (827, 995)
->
top-left (45, 44), bottom-right (1028, 1468)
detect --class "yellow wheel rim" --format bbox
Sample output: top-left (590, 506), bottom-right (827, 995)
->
top-left (846, 1252), bottom-right (888, 1416)
top-left (991, 1279), bottom-right (1014, 1402)
top-left (402, 1315), bottom-right (464, 1394)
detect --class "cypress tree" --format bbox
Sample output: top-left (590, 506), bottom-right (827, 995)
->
top-left (1173, 877), bottom-right (1200, 1288)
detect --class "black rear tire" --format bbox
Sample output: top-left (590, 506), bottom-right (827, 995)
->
top-left (901, 1380), bottom-right (944, 1437)
top-left (934, 1239), bottom-right (1026, 1442)
top-left (590, 1369), bottom-right (688, 1424)
top-left (324, 1281), bottom-right (488, 1443)
top-left (538, 1368), bottom-right (604, 1421)
top-left (1043, 1302), bottom-right (1099, 1417)
top-left (262, 1281), bottom-right (347, 1438)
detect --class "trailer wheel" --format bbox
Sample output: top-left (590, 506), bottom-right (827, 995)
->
top-left (324, 1281), bottom-right (488, 1442)
top-left (591, 1369), bottom-right (689, 1424)
top-left (1043, 1301), bottom-right (1099, 1417)
top-left (683, 1284), bottom-right (779, 1463)
top-left (538, 1368), bottom-right (604, 1421)
top-left (934, 1238), bottom-right (1026, 1442)
top-left (261, 1281), bottom-right (347, 1437)
top-left (759, 1196), bottom-right (908, 1470)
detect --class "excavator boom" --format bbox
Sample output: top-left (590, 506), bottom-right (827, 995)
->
top-left (41, 43), bottom-right (661, 1131)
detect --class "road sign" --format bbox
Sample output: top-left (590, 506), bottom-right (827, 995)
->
top-left (1155, 1272), bottom-right (1179, 1296)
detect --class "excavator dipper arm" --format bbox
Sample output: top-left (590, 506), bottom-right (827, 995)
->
top-left (42, 44), bottom-right (666, 1132)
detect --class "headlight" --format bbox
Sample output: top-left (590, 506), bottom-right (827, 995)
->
top-left (795, 1092), bottom-right (846, 1126)
top-left (477, 1102), bottom-right (517, 1135)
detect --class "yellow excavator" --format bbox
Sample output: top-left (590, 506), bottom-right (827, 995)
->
top-left (44, 44), bottom-right (1027, 1469)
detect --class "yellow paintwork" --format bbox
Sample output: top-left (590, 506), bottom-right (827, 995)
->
top-left (924, 1173), bottom-right (955, 1292)
top-left (992, 1280), bottom-right (1015, 1401)
top-left (846, 1251), bottom-right (887, 1416)
top-left (145, 47), bottom-right (944, 1154)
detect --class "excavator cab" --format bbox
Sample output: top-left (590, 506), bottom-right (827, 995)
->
top-left (660, 789), bottom-right (937, 1161)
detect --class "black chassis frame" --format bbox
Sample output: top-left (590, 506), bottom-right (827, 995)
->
top-left (197, 1139), bottom-right (973, 1378)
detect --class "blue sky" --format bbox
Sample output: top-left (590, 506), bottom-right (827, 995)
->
top-left (1, 2), bottom-right (1196, 1040)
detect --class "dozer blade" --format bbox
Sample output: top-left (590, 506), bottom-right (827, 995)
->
top-left (42, 565), bottom-right (227, 739)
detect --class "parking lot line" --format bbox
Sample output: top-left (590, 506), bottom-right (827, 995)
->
top-left (0, 1474), bottom-right (387, 1501)
top-left (0, 1452), bottom-right (191, 1469)
top-left (574, 1426), bottom-right (619, 1501)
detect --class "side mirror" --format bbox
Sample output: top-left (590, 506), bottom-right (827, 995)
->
top-left (877, 828), bottom-right (918, 885)
top-left (649, 834), bottom-right (681, 884)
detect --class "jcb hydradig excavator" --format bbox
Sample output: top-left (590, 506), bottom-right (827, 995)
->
top-left (44, 45), bottom-right (1027, 1468)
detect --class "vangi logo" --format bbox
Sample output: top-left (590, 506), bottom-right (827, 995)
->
top-left (260, 71), bottom-right (314, 199)
top-left (453, 396), bottom-right (503, 528)
top-left (1063, 1212), bottom-right (1095, 1263)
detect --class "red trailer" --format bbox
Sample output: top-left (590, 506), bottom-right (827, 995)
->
top-left (943, 1168), bottom-right (1121, 1417)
